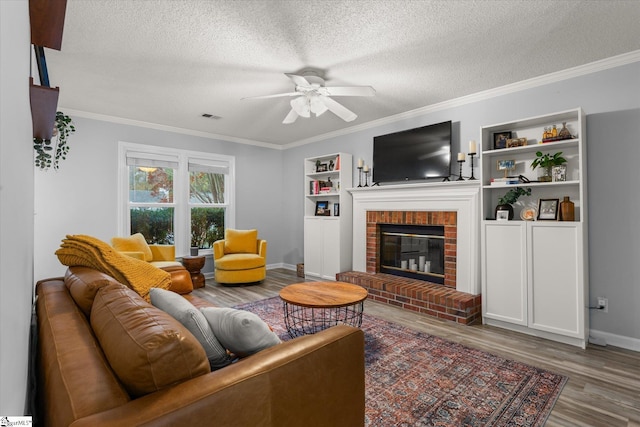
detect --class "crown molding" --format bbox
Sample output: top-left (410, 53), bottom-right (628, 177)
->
top-left (284, 50), bottom-right (640, 149)
top-left (57, 108), bottom-right (285, 150)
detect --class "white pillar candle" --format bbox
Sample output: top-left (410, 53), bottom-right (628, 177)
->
top-left (418, 256), bottom-right (426, 271)
top-left (358, 158), bottom-right (364, 168)
top-left (457, 152), bottom-right (465, 161)
top-left (363, 165), bottom-right (369, 172)
top-left (469, 140), bottom-right (477, 154)
top-left (401, 260), bottom-right (408, 269)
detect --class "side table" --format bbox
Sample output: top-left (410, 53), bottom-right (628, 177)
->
top-left (182, 255), bottom-right (205, 288)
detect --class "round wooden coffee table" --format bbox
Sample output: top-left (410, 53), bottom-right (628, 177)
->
top-left (279, 282), bottom-right (368, 338)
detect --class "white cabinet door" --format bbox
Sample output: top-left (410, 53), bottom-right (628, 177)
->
top-left (320, 218), bottom-right (341, 280)
top-left (528, 223), bottom-right (584, 338)
top-left (304, 217), bottom-right (341, 280)
top-left (482, 222), bottom-right (528, 325)
top-left (304, 217), bottom-right (324, 278)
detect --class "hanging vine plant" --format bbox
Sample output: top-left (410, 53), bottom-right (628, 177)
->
top-left (34, 111), bottom-right (76, 171)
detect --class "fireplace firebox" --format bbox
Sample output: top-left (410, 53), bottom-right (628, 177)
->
top-left (379, 224), bottom-right (445, 284)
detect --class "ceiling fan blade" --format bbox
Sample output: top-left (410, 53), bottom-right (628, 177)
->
top-left (285, 73), bottom-right (311, 88)
top-left (282, 108), bottom-right (299, 124)
top-left (321, 86), bottom-right (376, 97)
top-left (319, 96), bottom-right (357, 122)
top-left (242, 92), bottom-right (300, 100)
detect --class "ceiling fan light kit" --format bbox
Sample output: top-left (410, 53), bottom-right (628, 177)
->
top-left (244, 70), bottom-right (375, 124)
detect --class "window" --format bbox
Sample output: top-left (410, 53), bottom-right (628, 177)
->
top-left (119, 142), bottom-right (234, 256)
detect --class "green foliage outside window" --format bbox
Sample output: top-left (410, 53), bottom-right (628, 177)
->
top-left (191, 207), bottom-right (225, 249)
top-left (131, 207), bottom-right (174, 244)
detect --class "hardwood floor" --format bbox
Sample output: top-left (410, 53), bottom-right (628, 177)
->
top-left (193, 269), bottom-right (640, 427)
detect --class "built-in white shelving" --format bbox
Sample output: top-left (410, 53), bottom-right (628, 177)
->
top-left (303, 153), bottom-right (353, 280)
top-left (480, 108), bottom-right (589, 348)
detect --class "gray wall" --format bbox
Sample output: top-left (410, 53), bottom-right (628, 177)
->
top-left (0, 0), bottom-right (34, 415)
top-left (282, 61), bottom-right (640, 347)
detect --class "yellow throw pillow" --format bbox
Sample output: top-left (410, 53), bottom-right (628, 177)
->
top-left (224, 229), bottom-right (257, 254)
top-left (111, 233), bottom-right (153, 262)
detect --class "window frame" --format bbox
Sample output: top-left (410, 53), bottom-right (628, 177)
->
top-left (118, 141), bottom-right (235, 257)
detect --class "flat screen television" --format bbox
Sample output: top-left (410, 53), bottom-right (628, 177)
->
top-left (373, 120), bottom-right (452, 183)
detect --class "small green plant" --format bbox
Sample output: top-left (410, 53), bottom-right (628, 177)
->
top-left (498, 187), bottom-right (531, 205)
top-left (34, 111), bottom-right (76, 171)
top-left (530, 151), bottom-right (566, 170)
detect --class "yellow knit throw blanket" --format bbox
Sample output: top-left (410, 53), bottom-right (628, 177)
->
top-left (55, 234), bottom-right (171, 300)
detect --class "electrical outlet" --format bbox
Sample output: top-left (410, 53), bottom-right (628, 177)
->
top-left (597, 297), bottom-right (608, 313)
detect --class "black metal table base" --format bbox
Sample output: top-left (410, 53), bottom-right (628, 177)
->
top-left (282, 301), bottom-right (365, 338)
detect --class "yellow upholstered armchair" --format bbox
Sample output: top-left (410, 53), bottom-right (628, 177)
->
top-left (213, 228), bottom-right (266, 285)
top-left (111, 233), bottom-right (193, 294)
top-left (111, 233), bottom-right (182, 268)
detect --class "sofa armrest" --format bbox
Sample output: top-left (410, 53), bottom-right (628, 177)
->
top-left (70, 325), bottom-right (365, 427)
top-left (213, 240), bottom-right (225, 260)
top-left (257, 239), bottom-right (267, 258)
top-left (149, 245), bottom-right (175, 262)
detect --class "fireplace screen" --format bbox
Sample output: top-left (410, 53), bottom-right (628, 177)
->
top-left (379, 224), bottom-right (445, 284)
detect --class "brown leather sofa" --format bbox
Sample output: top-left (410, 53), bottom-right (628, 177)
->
top-left (35, 267), bottom-right (365, 427)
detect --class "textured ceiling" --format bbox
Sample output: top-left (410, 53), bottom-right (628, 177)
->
top-left (46, 0), bottom-right (640, 147)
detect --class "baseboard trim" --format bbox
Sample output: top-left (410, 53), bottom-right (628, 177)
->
top-left (589, 329), bottom-right (640, 352)
top-left (269, 263), bottom-right (296, 271)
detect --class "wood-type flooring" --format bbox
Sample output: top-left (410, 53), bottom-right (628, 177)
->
top-left (192, 269), bottom-right (640, 427)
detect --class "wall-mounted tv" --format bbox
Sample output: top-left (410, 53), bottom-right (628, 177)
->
top-left (373, 120), bottom-right (452, 184)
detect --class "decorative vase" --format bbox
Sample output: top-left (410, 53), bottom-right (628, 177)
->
top-left (560, 196), bottom-right (575, 221)
top-left (495, 204), bottom-right (514, 220)
top-left (538, 166), bottom-right (552, 182)
top-left (558, 122), bottom-right (571, 139)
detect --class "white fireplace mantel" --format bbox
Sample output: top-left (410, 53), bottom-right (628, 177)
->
top-left (349, 181), bottom-right (481, 295)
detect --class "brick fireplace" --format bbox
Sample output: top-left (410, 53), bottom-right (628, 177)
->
top-left (340, 182), bottom-right (482, 324)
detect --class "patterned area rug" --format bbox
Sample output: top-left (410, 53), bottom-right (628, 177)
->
top-left (236, 297), bottom-right (567, 427)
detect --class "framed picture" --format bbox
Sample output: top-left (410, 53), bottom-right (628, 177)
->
top-left (315, 200), bottom-right (330, 216)
top-left (496, 159), bottom-right (516, 171)
top-left (316, 162), bottom-right (328, 172)
top-left (333, 203), bottom-right (340, 216)
top-left (496, 210), bottom-right (510, 221)
top-left (537, 198), bottom-right (559, 220)
top-left (493, 132), bottom-right (512, 150)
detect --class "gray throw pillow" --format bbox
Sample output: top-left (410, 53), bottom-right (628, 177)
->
top-left (200, 307), bottom-right (281, 358)
top-left (149, 288), bottom-right (232, 369)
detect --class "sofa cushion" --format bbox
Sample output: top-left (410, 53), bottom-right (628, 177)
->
top-left (214, 253), bottom-right (265, 271)
top-left (201, 307), bottom-right (281, 358)
top-left (149, 288), bottom-right (232, 369)
top-left (224, 229), bottom-right (257, 254)
top-left (111, 233), bottom-right (153, 262)
top-left (64, 266), bottom-right (121, 317)
top-left (91, 284), bottom-right (210, 397)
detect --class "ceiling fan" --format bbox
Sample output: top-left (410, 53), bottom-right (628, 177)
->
top-left (243, 69), bottom-right (375, 124)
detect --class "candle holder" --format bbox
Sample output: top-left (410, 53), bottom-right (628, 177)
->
top-left (456, 159), bottom-right (465, 181)
top-left (364, 169), bottom-right (370, 187)
top-left (357, 166), bottom-right (363, 187)
top-left (468, 152), bottom-right (477, 180)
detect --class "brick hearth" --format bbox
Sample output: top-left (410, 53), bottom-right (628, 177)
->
top-left (337, 271), bottom-right (482, 325)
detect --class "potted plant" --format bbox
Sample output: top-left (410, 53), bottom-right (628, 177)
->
top-left (530, 151), bottom-right (566, 182)
top-left (34, 111), bottom-right (76, 171)
top-left (496, 186), bottom-right (531, 220)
